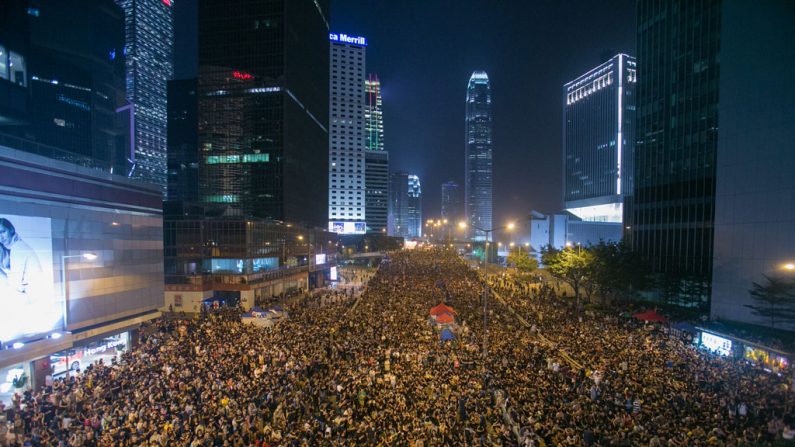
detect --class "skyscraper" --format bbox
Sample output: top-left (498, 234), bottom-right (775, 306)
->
top-left (631, 0), bottom-right (721, 296)
top-left (364, 73), bottom-right (388, 234)
top-left (165, 78), bottom-right (198, 205)
top-left (329, 33), bottom-right (367, 234)
top-left (197, 0), bottom-right (329, 227)
top-left (115, 0), bottom-right (174, 190)
top-left (441, 180), bottom-right (462, 222)
top-left (389, 171), bottom-right (422, 239)
top-left (465, 71), bottom-right (492, 240)
top-left (365, 74), bottom-right (384, 152)
top-left (564, 54), bottom-right (636, 224)
top-left (0, 0), bottom-right (127, 172)
top-left (407, 174), bottom-right (422, 238)
top-left (365, 150), bottom-right (388, 233)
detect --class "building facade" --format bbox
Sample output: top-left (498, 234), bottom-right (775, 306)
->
top-left (465, 71), bottom-right (493, 240)
top-left (364, 150), bottom-right (388, 233)
top-left (630, 0), bottom-right (721, 297)
top-left (363, 73), bottom-right (388, 233)
top-left (0, 0), bottom-right (128, 173)
top-left (441, 180), bottom-right (463, 222)
top-left (115, 0), bottom-right (174, 190)
top-left (407, 174), bottom-right (422, 239)
top-left (564, 54), bottom-right (636, 223)
top-left (197, 0), bottom-right (329, 227)
top-left (165, 78), bottom-right (198, 206)
top-left (0, 144), bottom-right (163, 402)
top-left (163, 218), bottom-right (337, 313)
top-left (389, 171), bottom-right (421, 239)
top-left (364, 74), bottom-right (384, 152)
top-left (710, 2), bottom-right (795, 328)
top-left (329, 33), bottom-right (367, 234)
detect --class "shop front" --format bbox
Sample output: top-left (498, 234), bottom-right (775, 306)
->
top-left (49, 332), bottom-right (130, 379)
top-left (696, 327), bottom-right (793, 373)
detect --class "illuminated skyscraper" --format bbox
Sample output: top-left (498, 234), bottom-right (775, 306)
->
top-left (563, 54), bottom-right (635, 226)
top-left (365, 74), bottom-right (383, 152)
top-left (389, 171), bottom-right (421, 238)
top-left (465, 71), bottom-right (492, 240)
top-left (407, 174), bottom-right (422, 238)
top-left (328, 33), bottom-right (367, 234)
top-left (364, 73), bottom-right (388, 233)
top-left (115, 0), bottom-right (174, 190)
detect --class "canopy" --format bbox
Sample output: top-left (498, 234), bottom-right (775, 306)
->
top-left (440, 328), bottom-right (455, 341)
top-left (434, 313), bottom-right (455, 324)
top-left (633, 309), bottom-right (668, 323)
top-left (430, 303), bottom-right (456, 316)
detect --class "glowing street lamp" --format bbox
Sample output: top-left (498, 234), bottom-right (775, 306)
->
top-left (784, 263), bottom-right (795, 271)
top-left (506, 222), bottom-right (516, 231)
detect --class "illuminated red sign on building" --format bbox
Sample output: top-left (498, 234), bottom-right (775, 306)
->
top-left (162, 0), bottom-right (172, 6)
top-left (233, 71), bottom-right (254, 81)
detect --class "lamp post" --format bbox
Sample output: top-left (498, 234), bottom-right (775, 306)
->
top-left (457, 220), bottom-right (516, 364)
top-left (61, 252), bottom-right (97, 331)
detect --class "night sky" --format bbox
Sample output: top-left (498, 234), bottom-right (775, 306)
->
top-left (174, 0), bottom-right (636, 224)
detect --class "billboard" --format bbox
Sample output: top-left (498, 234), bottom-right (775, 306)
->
top-left (328, 221), bottom-right (366, 235)
top-left (0, 214), bottom-right (58, 343)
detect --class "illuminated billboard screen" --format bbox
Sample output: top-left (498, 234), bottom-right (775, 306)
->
top-left (328, 221), bottom-right (366, 234)
top-left (315, 254), bottom-right (326, 265)
top-left (330, 266), bottom-right (338, 281)
top-left (0, 214), bottom-right (58, 343)
top-left (701, 332), bottom-right (732, 356)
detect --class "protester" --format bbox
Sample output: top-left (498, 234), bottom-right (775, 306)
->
top-left (1, 249), bottom-right (792, 446)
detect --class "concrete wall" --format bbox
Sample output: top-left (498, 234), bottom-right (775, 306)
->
top-left (710, 2), bottom-right (795, 328)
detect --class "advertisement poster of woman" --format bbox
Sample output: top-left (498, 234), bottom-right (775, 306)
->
top-left (0, 215), bottom-right (58, 343)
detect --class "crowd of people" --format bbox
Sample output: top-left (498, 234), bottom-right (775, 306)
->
top-left (0, 249), bottom-right (793, 446)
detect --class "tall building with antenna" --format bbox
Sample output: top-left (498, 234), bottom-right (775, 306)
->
top-left (465, 71), bottom-right (492, 240)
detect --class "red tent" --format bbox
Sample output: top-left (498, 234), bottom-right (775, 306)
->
top-left (633, 309), bottom-right (668, 323)
top-left (434, 312), bottom-right (455, 324)
top-left (430, 303), bottom-right (456, 316)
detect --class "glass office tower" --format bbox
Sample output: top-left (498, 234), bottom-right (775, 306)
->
top-left (564, 54), bottom-right (636, 223)
top-left (115, 0), bottom-right (174, 190)
top-left (631, 0), bottom-right (721, 300)
top-left (364, 73), bottom-right (388, 233)
top-left (197, 0), bottom-right (329, 227)
top-left (465, 71), bottom-right (492, 240)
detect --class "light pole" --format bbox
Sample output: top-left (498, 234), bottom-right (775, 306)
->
top-left (458, 220), bottom-right (516, 364)
top-left (61, 252), bottom-right (97, 330)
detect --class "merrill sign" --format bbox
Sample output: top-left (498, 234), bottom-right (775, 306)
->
top-left (329, 33), bottom-right (367, 46)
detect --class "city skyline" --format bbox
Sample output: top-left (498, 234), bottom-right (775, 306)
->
top-left (174, 0), bottom-right (637, 222)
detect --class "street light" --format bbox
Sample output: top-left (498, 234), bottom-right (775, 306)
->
top-left (61, 252), bottom-right (98, 330)
top-left (784, 263), bottom-right (795, 271)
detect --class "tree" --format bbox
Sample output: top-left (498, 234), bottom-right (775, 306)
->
top-left (541, 244), bottom-right (593, 307)
top-left (589, 241), bottom-right (649, 304)
top-left (506, 248), bottom-right (538, 273)
top-left (745, 275), bottom-right (795, 329)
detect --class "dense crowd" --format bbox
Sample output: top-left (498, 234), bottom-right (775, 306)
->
top-left (0, 249), bottom-right (793, 446)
